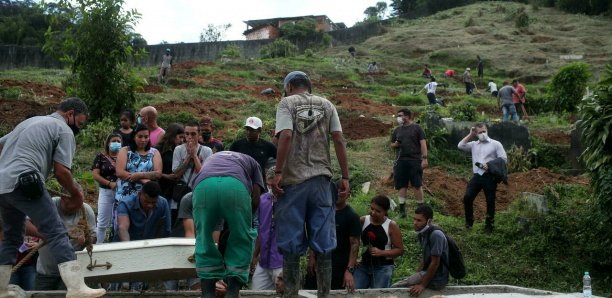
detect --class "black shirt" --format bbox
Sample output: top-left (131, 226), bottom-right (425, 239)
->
top-left (158, 148), bottom-right (175, 199)
top-left (332, 205), bottom-right (361, 289)
top-left (113, 128), bottom-right (133, 147)
top-left (229, 138), bottom-right (277, 175)
top-left (391, 123), bottom-right (426, 160)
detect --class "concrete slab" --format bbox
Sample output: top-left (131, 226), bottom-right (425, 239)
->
top-left (24, 285), bottom-right (606, 297)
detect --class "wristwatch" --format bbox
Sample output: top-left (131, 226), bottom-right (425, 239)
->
top-left (347, 266), bottom-right (356, 274)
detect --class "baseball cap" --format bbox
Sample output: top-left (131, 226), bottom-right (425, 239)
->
top-left (166, 48), bottom-right (171, 52)
top-left (244, 116), bottom-right (263, 129)
top-left (283, 71), bottom-right (311, 92)
top-left (466, 67), bottom-right (471, 71)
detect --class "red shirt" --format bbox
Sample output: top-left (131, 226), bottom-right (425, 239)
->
top-left (512, 84), bottom-right (526, 103)
top-left (445, 69), bottom-right (455, 77)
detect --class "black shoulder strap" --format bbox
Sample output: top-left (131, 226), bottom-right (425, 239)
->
top-left (426, 226), bottom-right (450, 269)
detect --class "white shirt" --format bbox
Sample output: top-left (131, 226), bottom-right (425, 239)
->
top-left (424, 82), bottom-right (438, 94)
top-left (488, 82), bottom-right (498, 92)
top-left (458, 137), bottom-right (507, 175)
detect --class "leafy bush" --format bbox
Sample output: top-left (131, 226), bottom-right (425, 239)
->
top-left (448, 102), bottom-right (477, 121)
top-left (260, 39), bottom-right (297, 59)
top-left (577, 63), bottom-right (612, 269)
top-left (44, 0), bottom-right (144, 121)
top-left (515, 10), bottom-right (530, 29)
top-left (506, 145), bottom-right (531, 173)
top-left (77, 118), bottom-right (114, 148)
top-left (304, 49), bottom-right (315, 58)
top-left (220, 44), bottom-right (241, 59)
top-left (389, 93), bottom-right (427, 106)
top-left (529, 137), bottom-right (570, 170)
top-left (548, 62), bottom-right (591, 112)
top-left (0, 87), bottom-right (22, 99)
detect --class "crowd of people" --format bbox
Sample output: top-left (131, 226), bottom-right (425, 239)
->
top-left (0, 69), bottom-right (511, 298)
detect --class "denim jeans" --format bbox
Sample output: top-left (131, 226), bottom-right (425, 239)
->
top-left (9, 263), bottom-right (36, 290)
top-left (502, 104), bottom-right (519, 122)
top-left (353, 264), bottom-right (394, 289)
top-left (96, 187), bottom-right (115, 243)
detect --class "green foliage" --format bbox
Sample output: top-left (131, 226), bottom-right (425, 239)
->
top-left (220, 44), bottom-right (241, 59)
top-left (0, 0), bottom-right (50, 46)
top-left (77, 118), bottom-right (114, 148)
top-left (577, 64), bottom-right (612, 268)
top-left (44, 0), bottom-right (144, 121)
top-left (0, 86), bottom-right (22, 99)
top-left (260, 39), bottom-right (297, 59)
top-left (556, 0), bottom-right (610, 15)
top-left (529, 137), bottom-right (570, 170)
top-left (515, 10), bottom-right (530, 29)
top-left (304, 49), bottom-right (315, 58)
top-left (157, 111), bottom-right (199, 128)
top-left (387, 93), bottom-right (427, 106)
top-left (549, 63), bottom-right (591, 112)
top-left (448, 102), bottom-right (476, 121)
top-left (279, 18), bottom-right (330, 50)
top-left (506, 145), bottom-right (531, 173)
top-left (200, 23), bottom-right (231, 42)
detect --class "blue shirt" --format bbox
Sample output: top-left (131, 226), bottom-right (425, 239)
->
top-left (114, 195), bottom-right (171, 241)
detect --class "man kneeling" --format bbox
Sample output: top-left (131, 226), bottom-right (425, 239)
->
top-left (393, 205), bottom-right (448, 296)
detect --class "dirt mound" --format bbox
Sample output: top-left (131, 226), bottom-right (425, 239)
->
top-left (341, 116), bottom-right (392, 140)
top-left (172, 61), bottom-right (214, 70)
top-left (140, 85), bottom-right (163, 93)
top-left (531, 129), bottom-right (571, 144)
top-left (331, 94), bottom-right (397, 117)
top-left (1, 79), bottom-right (65, 99)
top-left (0, 80), bottom-right (64, 126)
top-left (423, 167), bottom-right (588, 220)
top-left (531, 35), bottom-right (556, 43)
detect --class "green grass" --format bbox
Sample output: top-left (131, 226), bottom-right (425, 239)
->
top-left (0, 68), bottom-right (68, 85)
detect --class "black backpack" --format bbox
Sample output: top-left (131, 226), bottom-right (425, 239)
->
top-left (424, 226), bottom-right (467, 279)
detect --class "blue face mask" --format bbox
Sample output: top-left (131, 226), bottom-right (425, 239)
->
top-left (109, 142), bottom-right (122, 153)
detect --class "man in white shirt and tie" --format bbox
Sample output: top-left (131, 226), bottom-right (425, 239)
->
top-left (458, 123), bottom-right (507, 234)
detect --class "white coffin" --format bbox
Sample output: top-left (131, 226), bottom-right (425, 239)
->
top-left (76, 238), bottom-right (197, 283)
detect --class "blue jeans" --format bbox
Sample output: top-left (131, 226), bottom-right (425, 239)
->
top-left (275, 176), bottom-right (336, 255)
top-left (9, 264), bottom-right (36, 290)
top-left (502, 104), bottom-right (519, 122)
top-left (0, 189), bottom-right (75, 266)
top-left (353, 264), bottom-right (394, 289)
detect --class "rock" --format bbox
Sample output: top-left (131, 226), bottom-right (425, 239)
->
top-left (260, 88), bottom-right (274, 95)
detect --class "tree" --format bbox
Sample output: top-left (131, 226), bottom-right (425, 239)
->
top-left (548, 62), bottom-right (591, 112)
top-left (390, 0), bottom-right (417, 17)
top-left (0, 0), bottom-right (50, 46)
top-left (200, 23), bottom-right (231, 42)
top-left (44, 0), bottom-right (144, 120)
top-left (376, 1), bottom-right (388, 19)
top-left (364, 6), bottom-right (379, 18)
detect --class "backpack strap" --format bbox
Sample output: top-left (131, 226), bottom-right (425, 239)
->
top-left (425, 226), bottom-right (450, 270)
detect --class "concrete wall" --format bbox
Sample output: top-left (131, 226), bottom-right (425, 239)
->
top-left (0, 45), bottom-right (63, 70)
top-left (0, 21), bottom-right (386, 69)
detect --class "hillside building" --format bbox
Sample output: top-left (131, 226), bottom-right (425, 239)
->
top-left (243, 15), bottom-right (346, 40)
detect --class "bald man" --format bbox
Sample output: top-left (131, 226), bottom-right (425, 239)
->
top-left (139, 106), bottom-right (165, 147)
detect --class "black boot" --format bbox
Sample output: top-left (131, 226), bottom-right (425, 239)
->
top-left (315, 252), bottom-right (332, 298)
top-left (226, 276), bottom-right (243, 298)
top-left (399, 203), bottom-right (406, 218)
top-left (282, 254), bottom-right (301, 297)
top-left (200, 278), bottom-right (217, 298)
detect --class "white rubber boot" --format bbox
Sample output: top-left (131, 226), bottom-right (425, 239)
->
top-left (58, 260), bottom-right (106, 298)
top-left (0, 265), bottom-right (25, 298)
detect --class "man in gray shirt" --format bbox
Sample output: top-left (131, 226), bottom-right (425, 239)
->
top-left (270, 71), bottom-right (350, 297)
top-left (173, 121), bottom-right (213, 188)
top-left (497, 81), bottom-right (519, 123)
top-left (0, 97), bottom-right (105, 297)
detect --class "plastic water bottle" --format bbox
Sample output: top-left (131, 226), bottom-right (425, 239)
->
top-left (583, 271), bottom-right (592, 298)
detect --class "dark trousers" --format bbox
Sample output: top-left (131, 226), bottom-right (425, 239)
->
top-left (463, 173), bottom-right (497, 227)
top-left (465, 83), bottom-right (473, 94)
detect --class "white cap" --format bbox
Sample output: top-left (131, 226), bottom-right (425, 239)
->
top-left (244, 117), bottom-right (263, 129)
top-left (466, 68), bottom-right (471, 71)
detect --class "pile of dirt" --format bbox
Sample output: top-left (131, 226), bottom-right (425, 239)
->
top-left (1, 79), bottom-right (65, 99)
top-left (423, 167), bottom-right (589, 220)
top-left (341, 116), bottom-right (392, 140)
top-left (330, 94), bottom-right (397, 117)
top-left (531, 129), bottom-right (571, 145)
top-left (0, 80), bottom-right (64, 126)
top-left (140, 85), bottom-right (163, 93)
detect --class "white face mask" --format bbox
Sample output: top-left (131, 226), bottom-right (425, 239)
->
top-left (477, 132), bottom-right (488, 142)
top-left (396, 117), bottom-right (404, 125)
top-left (417, 219), bottom-right (432, 234)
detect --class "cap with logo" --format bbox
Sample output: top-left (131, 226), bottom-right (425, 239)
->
top-left (244, 117), bottom-right (263, 129)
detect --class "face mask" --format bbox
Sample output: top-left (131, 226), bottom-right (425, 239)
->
top-left (137, 116), bottom-right (142, 124)
top-left (68, 114), bottom-right (80, 136)
top-left (109, 142), bottom-right (122, 153)
top-left (396, 117), bottom-right (403, 125)
top-left (477, 133), bottom-right (488, 142)
top-left (202, 132), bottom-right (212, 140)
top-left (417, 219), bottom-right (432, 234)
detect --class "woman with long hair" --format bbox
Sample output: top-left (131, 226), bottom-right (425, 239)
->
top-left (353, 195), bottom-right (404, 289)
top-left (115, 124), bottom-right (162, 203)
top-left (155, 123), bottom-right (185, 223)
top-left (91, 133), bottom-right (123, 243)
